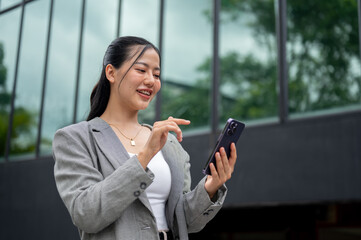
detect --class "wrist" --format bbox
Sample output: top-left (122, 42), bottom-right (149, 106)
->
top-left (204, 178), bottom-right (217, 199)
top-left (137, 149), bottom-right (154, 169)
top-left (206, 188), bottom-right (216, 199)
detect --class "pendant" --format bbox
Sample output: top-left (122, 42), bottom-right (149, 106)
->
top-left (130, 139), bottom-right (136, 146)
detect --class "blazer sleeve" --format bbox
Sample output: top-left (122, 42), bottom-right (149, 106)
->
top-left (170, 136), bottom-right (228, 233)
top-left (53, 127), bottom-right (154, 233)
top-left (183, 177), bottom-right (227, 233)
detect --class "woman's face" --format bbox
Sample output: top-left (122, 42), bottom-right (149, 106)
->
top-left (110, 47), bottom-right (161, 111)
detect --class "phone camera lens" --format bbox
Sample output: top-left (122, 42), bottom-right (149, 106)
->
top-left (227, 129), bottom-right (234, 136)
top-left (230, 122), bottom-right (238, 132)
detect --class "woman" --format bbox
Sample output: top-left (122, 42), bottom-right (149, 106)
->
top-left (53, 36), bottom-right (237, 240)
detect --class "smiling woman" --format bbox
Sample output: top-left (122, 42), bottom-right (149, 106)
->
top-left (86, 38), bottom-right (161, 121)
top-left (52, 36), bottom-right (237, 240)
top-left (102, 47), bottom-right (161, 113)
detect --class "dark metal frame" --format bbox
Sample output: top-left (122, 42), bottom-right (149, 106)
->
top-left (73, 0), bottom-right (86, 124)
top-left (210, 0), bottom-right (221, 146)
top-left (116, 0), bottom-right (121, 37)
top-left (36, 0), bottom-right (54, 158)
top-left (358, 0), bottom-right (361, 64)
top-left (0, 1), bottom-right (24, 15)
top-left (276, 0), bottom-right (289, 124)
top-left (4, 0), bottom-right (26, 162)
top-left (155, 0), bottom-right (164, 121)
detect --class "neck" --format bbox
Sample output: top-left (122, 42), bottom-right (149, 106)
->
top-left (100, 102), bottom-right (140, 128)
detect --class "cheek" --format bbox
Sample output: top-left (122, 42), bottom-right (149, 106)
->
top-left (154, 81), bottom-right (161, 94)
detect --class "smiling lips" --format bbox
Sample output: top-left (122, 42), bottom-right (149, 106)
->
top-left (136, 89), bottom-right (153, 99)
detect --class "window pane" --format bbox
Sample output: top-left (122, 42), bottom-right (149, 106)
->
top-left (76, 0), bottom-right (118, 122)
top-left (40, 0), bottom-right (82, 155)
top-left (0, 0), bottom-right (21, 11)
top-left (287, 0), bottom-right (361, 117)
top-left (120, 0), bottom-right (159, 45)
top-left (120, 0), bottom-right (160, 124)
top-left (219, 0), bottom-right (278, 124)
top-left (0, 8), bottom-right (21, 161)
top-left (162, 0), bottom-right (212, 131)
top-left (9, 0), bottom-right (50, 160)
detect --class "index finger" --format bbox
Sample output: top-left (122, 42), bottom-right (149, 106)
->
top-left (167, 117), bottom-right (191, 126)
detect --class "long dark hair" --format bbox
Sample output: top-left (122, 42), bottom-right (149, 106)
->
top-left (86, 36), bottom-right (161, 121)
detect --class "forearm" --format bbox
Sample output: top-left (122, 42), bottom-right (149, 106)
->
top-left (183, 177), bottom-right (227, 233)
top-left (55, 155), bottom-right (153, 233)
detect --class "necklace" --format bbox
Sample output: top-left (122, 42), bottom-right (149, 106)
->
top-left (109, 123), bottom-right (143, 146)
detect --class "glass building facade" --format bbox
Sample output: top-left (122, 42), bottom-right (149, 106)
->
top-left (0, 0), bottom-right (360, 162)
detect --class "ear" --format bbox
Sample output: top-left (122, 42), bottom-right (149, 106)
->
top-left (105, 64), bottom-right (116, 83)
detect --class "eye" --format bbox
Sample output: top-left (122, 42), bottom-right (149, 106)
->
top-left (136, 68), bottom-right (146, 73)
top-left (154, 74), bottom-right (160, 79)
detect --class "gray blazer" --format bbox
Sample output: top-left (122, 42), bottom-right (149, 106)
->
top-left (53, 117), bottom-right (227, 240)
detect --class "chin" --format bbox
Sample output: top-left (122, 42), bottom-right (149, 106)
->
top-left (137, 102), bottom-right (151, 111)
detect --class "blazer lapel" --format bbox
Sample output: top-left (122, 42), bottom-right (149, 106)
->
top-left (88, 119), bottom-right (181, 219)
top-left (88, 117), bottom-right (130, 170)
top-left (89, 118), bottom-right (154, 214)
top-left (162, 137), bottom-right (184, 229)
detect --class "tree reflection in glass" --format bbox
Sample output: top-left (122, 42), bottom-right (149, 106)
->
top-left (287, 0), bottom-right (361, 115)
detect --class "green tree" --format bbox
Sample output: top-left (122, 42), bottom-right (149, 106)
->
top-left (0, 42), bottom-right (36, 157)
top-left (162, 0), bottom-right (360, 128)
top-left (162, 77), bottom-right (211, 129)
top-left (221, 0), bottom-right (361, 113)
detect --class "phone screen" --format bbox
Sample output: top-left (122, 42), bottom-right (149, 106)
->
top-left (202, 118), bottom-right (245, 175)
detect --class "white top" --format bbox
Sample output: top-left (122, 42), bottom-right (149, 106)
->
top-left (128, 151), bottom-right (172, 231)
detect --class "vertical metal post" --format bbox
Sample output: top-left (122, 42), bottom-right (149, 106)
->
top-left (276, 0), bottom-right (288, 124)
top-left (357, 0), bottom-right (361, 77)
top-left (36, 0), bottom-right (54, 158)
top-left (116, 0), bottom-right (121, 37)
top-left (4, 0), bottom-right (26, 161)
top-left (210, 0), bottom-right (220, 146)
top-left (73, 0), bottom-right (86, 123)
top-left (155, 0), bottom-right (164, 121)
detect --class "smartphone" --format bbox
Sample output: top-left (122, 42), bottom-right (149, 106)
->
top-left (202, 118), bottom-right (245, 175)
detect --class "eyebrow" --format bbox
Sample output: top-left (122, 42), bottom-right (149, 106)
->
top-left (134, 61), bottom-right (160, 71)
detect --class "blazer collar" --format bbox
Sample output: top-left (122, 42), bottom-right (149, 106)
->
top-left (88, 117), bottom-right (129, 170)
top-left (88, 116), bottom-right (183, 183)
top-left (88, 117), bottom-right (183, 218)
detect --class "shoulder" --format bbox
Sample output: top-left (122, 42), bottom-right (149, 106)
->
top-left (54, 121), bottom-right (90, 140)
top-left (54, 117), bottom-right (109, 139)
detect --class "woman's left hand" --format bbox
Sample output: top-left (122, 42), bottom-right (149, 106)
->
top-left (204, 143), bottom-right (237, 199)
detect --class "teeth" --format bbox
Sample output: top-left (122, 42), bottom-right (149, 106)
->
top-left (138, 90), bottom-right (151, 96)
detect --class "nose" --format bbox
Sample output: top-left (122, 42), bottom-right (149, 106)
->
top-left (144, 72), bottom-right (155, 87)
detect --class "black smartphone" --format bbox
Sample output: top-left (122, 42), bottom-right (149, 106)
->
top-left (202, 118), bottom-right (245, 175)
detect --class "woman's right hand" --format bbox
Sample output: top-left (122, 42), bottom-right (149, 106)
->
top-left (138, 117), bottom-right (190, 169)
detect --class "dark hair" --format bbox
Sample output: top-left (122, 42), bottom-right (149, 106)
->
top-left (86, 36), bottom-right (161, 121)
